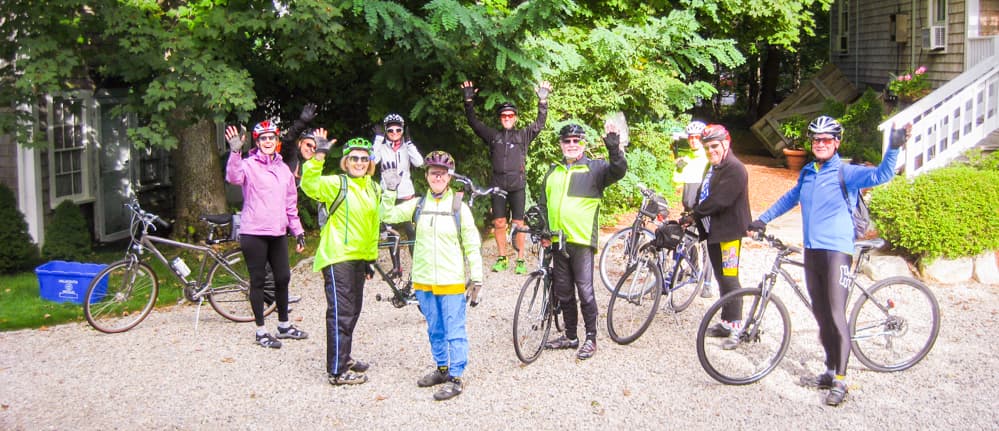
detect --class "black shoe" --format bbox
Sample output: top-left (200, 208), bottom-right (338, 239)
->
top-left (275, 324), bottom-right (308, 340)
top-left (800, 372), bottom-right (834, 389)
top-left (346, 358), bottom-right (369, 373)
top-left (329, 371), bottom-right (368, 386)
top-left (433, 377), bottom-right (463, 401)
top-left (255, 332), bottom-right (282, 349)
top-left (576, 339), bottom-right (597, 360)
top-left (417, 368), bottom-right (449, 387)
top-left (705, 322), bottom-right (731, 338)
top-left (825, 380), bottom-right (848, 406)
top-left (544, 335), bottom-right (580, 350)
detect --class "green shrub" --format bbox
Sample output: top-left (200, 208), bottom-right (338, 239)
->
top-left (839, 89), bottom-right (885, 163)
top-left (41, 200), bottom-right (92, 262)
top-left (0, 184), bottom-right (39, 273)
top-left (870, 166), bottom-right (999, 261)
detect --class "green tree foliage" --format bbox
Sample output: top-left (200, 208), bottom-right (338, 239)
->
top-left (41, 200), bottom-right (92, 262)
top-left (839, 89), bottom-right (885, 163)
top-left (870, 166), bottom-right (999, 262)
top-left (0, 184), bottom-right (39, 273)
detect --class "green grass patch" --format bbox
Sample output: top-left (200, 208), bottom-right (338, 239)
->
top-left (0, 232), bottom-right (318, 331)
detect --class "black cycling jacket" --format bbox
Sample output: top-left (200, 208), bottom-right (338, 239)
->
top-left (463, 100), bottom-right (547, 191)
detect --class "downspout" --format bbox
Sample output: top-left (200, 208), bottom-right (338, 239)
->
top-left (910, 0), bottom-right (917, 69)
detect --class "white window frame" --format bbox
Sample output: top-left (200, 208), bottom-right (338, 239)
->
top-left (929, 0), bottom-right (948, 26)
top-left (836, 0), bottom-right (850, 54)
top-left (44, 93), bottom-right (95, 209)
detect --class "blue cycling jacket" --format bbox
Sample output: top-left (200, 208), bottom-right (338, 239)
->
top-left (758, 148), bottom-right (899, 255)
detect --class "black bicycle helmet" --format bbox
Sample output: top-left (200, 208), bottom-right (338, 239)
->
top-left (559, 124), bottom-right (586, 139)
top-left (496, 102), bottom-right (518, 116)
top-left (807, 115), bottom-right (843, 139)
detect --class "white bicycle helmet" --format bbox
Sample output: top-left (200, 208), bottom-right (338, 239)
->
top-left (685, 121), bottom-right (707, 137)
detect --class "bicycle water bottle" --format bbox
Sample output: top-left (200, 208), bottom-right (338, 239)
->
top-left (171, 257), bottom-right (192, 278)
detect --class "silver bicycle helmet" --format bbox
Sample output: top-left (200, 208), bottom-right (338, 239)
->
top-left (807, 115), bottom-right (843, 138)
top-left (382, 113), bottom-right (405, 128)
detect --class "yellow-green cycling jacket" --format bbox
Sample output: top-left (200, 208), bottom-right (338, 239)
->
top-left (381, 188), bottom-right (483, 295)
top-left (540, 150), bottom-right (628, 249)
top-left (299, 158), bottom-right (381, 271)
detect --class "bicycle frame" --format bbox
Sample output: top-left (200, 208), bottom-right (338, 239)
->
top-left (372, 224), bottom-right (417, 308)
top-left (130, 233), bottom-right (239, 301)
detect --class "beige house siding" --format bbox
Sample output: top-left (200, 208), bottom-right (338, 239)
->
top-left (832, 0), bottom-right (968, 91)
top-left (0, 133), bottom-right (17, 197)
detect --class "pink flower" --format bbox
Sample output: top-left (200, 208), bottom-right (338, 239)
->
top-left (915, 66), bottom-right (927, 75)
top-left (903, 74), bottom-right (912, 81)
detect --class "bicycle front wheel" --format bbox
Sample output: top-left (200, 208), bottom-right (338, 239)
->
top-left (850, 276), bottom-right (940, 372)
top-left (207, 249), bottom-right (276, 322)
top-left (666, 241), bottom-right (705, 312)
top-left (607, 249), bottom-right (662, 345)
top-left (696, 288), bottom-right (791, 385)
top-left (599, 227), bottom-right (654, 295)
top-left (513, 273), bottom-right (554, 364)
top-left (84, 260), bottom-right (159, 333)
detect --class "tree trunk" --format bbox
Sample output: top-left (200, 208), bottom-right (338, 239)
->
top-left (745, 51), bottom-right (760, 120)
top-left (172, 119), bottom-right (226, 242)
top-left (756, 45), bottom-right (782, 120)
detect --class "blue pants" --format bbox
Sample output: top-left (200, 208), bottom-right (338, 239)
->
top-left (415, 291), bottom-right (468, 377)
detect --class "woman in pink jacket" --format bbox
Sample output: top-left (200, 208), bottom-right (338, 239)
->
top-left (226, 120), bottom-right (308, 349)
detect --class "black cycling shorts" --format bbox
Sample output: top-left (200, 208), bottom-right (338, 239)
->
top-left (491, 187), bottom-right (526, 221)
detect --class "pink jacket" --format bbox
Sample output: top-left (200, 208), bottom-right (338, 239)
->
top-left (226, 149), bottom-right (304, 237)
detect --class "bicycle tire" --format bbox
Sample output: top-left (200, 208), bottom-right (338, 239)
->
top-left (666, 241), bottom-right (704, 312)
top-left (696, 288), bottom-right (791, 385)
top-left (207, 248), bottom-right (276, 322)
top-left (84, 259), bottom-right (159, 334)
top-left (513, 272), bottom-right (553, 364)
top-left (599, 226), bottom-right (654, 295)
top-left (607, 249), bottom-right (662, 345)
top-left (849, 276), bottom-right (940, 372)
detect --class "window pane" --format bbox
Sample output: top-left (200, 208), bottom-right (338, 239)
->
top-left (56, 174), bottom-right (71, 197)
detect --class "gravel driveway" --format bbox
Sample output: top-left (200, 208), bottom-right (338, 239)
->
top-left (2, 220), bottom-right (998, 429)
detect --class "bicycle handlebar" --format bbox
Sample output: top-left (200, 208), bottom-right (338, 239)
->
top-left (124, 200), bottom-right (169, 231)
top-left (752, 231), bottom-right (803, 255)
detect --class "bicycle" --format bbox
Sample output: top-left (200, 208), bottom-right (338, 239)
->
top-left (605, 219), bottom-right (707, 344)
top-left (598, 183), bottom-right (669, 294)
top-left (695, 232), bottom-right (941, 385)
top-left (511, 205), bottom-right (566, 364)
top-left (84, 200), bottom-right (273, 333)
top-left (371, 173), bottom-right (506, 309)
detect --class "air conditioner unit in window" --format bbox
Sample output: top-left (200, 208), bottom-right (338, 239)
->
top-left (921, 25), bottom-right (946, 50)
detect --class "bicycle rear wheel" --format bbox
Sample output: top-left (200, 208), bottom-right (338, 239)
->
top-left (207, 248), bottom-right (276, 322)
top-left (599, 227), bottom-right (654, 295)
top-left (850, 276), bottom-right (940, 372)
top-left (696, 288), bottom-right (791, 385)
top-left (513, 273), bottom-right (553, 364)
top-left (84, 259), bottom-right (159, 334)
top-left (666, 241), bottom-right (704, 312)
top-left (607, 248), bottom-right (662, 345)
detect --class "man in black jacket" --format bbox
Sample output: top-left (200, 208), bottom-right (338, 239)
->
top-left (460, 80), bottom-right (551, 275)
top-left (685, 123), bottom-right (751, 350)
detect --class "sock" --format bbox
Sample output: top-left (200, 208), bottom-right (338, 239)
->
top-left (256, 326), bottom-right (267, 336)
top-left (278, 321), bottom-right (291, 330)
top-left (437, 365), bottom-right (449, 375)
top-left (835, 374), bottom-right (846, 381)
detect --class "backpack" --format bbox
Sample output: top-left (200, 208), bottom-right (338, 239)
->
top-left (838, 169), bottom-right (872, 240)
top-left (412, 191), bottom-right (465, 252)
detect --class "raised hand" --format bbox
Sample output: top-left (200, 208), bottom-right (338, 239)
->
top-left (299, 103), bottom-right (317, 123)
top-left (381, 161), bottom-right (402, 191)
top-left (225, 125), bottom-right (245, 153)
top-left (460, 81), bottom-right (477, 101)
top-left (535, 81), bottom-right (552, 102)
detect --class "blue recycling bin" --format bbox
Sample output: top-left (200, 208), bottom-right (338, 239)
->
top-left (35, 261), bottom-right (108, 304)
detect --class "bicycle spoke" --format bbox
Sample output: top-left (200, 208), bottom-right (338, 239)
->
top-left (696, 289), bottom-right (791, 385)
top-left (513, 274), bottom-right (552, 364)
top-left (84, 260), bottom-right (159, 333)
top-left (850, 277), bottom-right (940, 372)
top-left (607, 253), bottom-right (661, 345)
top-left (599, 227), bottom-right (654, 295)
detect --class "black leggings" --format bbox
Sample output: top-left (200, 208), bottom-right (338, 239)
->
top-left (239, 234), bottom-right (291, 327)
top-left (552, 243), bottom-right (598, 341)
top-left (804, 249), bottom-right (854, 376)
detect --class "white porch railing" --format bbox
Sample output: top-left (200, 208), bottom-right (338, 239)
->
top-left (966, 36), bottom-right (998, 69)
top-left (879, 37), bottom-right (999, 178)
